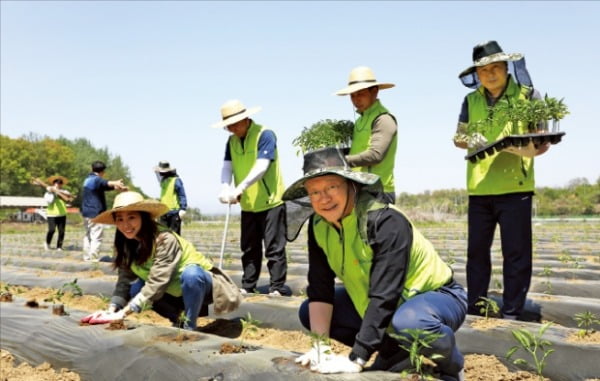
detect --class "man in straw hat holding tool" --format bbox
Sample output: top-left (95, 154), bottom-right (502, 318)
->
top-left (212, 99), bottom-right (289, 296)
top-left (32, 175), bottom-right (74, 251)
top-left (153, 160), bottom-right (188, 235)
top-left (335, 66), bottom-right (398, 204)
top-left (453, 41), bottom-right (550, 320)
top-left (284, 147), bottom-right (466, 380)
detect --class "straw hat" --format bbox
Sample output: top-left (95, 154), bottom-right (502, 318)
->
top-left (282, 147), bottom-right (381, 201)
top-left (47, 175), bottom-right (68, 185)
top-left (335, 66), bottom-right (395, 96)
top-left (211, 99), bottom-right (262, 129)
top-left (458, 40), bottom-right (523, 78)
top-left (92, 191), bottom-right (169, 225)
top-left (154, 160), bottom-right (176, 173)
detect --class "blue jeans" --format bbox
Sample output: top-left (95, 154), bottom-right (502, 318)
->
top-left (129, 264), bottom-right (213, 330)
top-left (299, 283), bottom-right (467, 376)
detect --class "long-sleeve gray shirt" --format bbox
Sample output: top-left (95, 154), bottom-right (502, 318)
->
top-left (345, 114), bottom-right (397, 167)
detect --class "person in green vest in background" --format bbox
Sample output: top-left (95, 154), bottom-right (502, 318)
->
top-left (212, 99), bottom-right (289, 296)
top-left (43, 175), bottom-right (74, 251)
top-left (453, 41), bottom-right (550, 321)
top-left (284, 147), bottom-right (466, 380)
top-left (154, 160), bottom-right (187, 235)
top-left (335, 66), bottom-right (398, 204)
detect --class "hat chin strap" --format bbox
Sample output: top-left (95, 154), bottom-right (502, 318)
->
top-left (336, 181), bottom-right (357, 226)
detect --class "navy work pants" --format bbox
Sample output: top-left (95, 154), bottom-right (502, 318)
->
top-left (466, 192), bottom-right (533, 317)
top-left (240, 204), bottom-right (287, 294)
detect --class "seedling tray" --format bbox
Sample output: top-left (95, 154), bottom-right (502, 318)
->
top-left (465, 132), bottom-right (566, 163)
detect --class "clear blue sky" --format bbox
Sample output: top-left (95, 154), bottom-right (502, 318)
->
top-left (2, 1), bottom-right (598, 214)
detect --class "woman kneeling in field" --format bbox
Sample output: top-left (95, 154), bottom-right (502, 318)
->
top-left (81, 191), bottom-right (218, 330)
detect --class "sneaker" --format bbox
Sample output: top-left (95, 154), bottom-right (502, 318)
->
top-left (239, 288), bottom-right (248, 295)
top-left (56, 248), bottom-right (63, 252)
top-left (268, 290), bottom-right (282, 297)
top-left (43, 243), bottom-right (49, 251)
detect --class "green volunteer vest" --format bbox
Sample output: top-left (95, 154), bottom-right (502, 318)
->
top-left (130, 229), bottom-right (213, 297)
top-left (466, 77), bottom-right (535, 195)
top-left (46, 194), bottom-right (67, 217)
top-left (349, 99), bottom-right (397, 193)
top-left (312, 197), bottom-right (452, 318)
top-left (229, 122), bottom-right (284, 212)
top-left (160, 177), bottom-right (180, 211)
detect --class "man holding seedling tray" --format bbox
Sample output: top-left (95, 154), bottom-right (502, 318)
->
top-left (452, 40), bottom-right (553, 321)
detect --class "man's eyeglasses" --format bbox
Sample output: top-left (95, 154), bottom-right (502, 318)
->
top-left (307, 183), bottom-right (345, 201)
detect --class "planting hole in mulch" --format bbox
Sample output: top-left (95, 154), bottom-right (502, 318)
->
top-left (25, 299), bottom-right (40, 308)
top-left (218, 342), bottom-right (260, 354)
top-left (0, 292), bottom-right (13, 302)
top-left (153, 331), bottom-right (203, 345)
top-left (105, 320), bottom-right (128, 330)
top-left (52, 304), bottom-right (66, 316)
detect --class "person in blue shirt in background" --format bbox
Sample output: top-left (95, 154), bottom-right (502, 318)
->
top-left (154, 160), bottom-right (188, 235)
top-left (81, 160), bottom-right (127, 261)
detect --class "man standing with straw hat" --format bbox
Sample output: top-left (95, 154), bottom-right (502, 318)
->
top-left (336, 66), bottom-right (398, 204)
top-left (212, 99), bottom-right (288, 296)
top-left (153, 160), bottom-right (188, 235)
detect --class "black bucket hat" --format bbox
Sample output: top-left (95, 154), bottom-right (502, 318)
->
top-left (282, 147), bottom-right (381, 201)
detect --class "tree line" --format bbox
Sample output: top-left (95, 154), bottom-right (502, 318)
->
top-left (397, 177), bottom-right (600, 218)
top-left (1, 134), bottom-right (598, 218)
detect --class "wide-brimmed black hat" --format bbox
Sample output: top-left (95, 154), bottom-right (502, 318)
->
top-left (282, 147), bottom-right (380, 201)
top-left (459, 40), bottom-right (523, 78)
top-left (154, 160), bottom-right (176, 173)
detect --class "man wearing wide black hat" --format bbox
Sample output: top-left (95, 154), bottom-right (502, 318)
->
top-left (453, 41), bottom-right (550, 320)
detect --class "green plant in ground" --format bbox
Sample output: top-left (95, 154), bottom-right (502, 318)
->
top-left (177, 311), bottom-right (191, 337)
top-left (306, 331), bottom-right (332, 364)
top-left (538, 266), bottom-right (553, 294)
top-left (475, 297), bottom-right (500, 320)
top-left (506, 322), bottom-right (554, 381)
top-left (45, 287), bottom-right (65, 304)
top-left (292, 119), bottom-right (354, 155)
top-left (61, 278), bottom-right (83, 297)
top-left (239, 313), bottom-right (261, 347)
top-left (573, 311), bottom-right (600, 338)
top-left (391, 328), bottom-right (445, 380)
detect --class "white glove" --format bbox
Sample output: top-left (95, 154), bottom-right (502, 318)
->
top-left (295, 342), bottom-right (333, 368)
top-left (468, 132), bottom-right (488, 149)
top-left (310, 353), bottom-right (363, 374)
top-left (218, 184), bottom-right (231, 204)
top-left (227, 187), bottom-right (243, 204)
top-left (178, 210), bottom-right (186, 219)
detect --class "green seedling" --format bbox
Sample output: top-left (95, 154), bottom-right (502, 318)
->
top-left (475, 297), bottom-right (500, 320)
top-left (573, 311), bottom-right (600, 338)
top-left (177, 311), bottom-right (191, 337)
top-left (538, 266), bottom-right (553, 294)
top-left (239, 313), bottom-right (261, 347)
top-left (292, 119), bottom-right (354, 154)
top-left (506, 322), bottom-right (554, 380)
top-left (61, 278), bottom-right (83, 297)
top-left (306, 331), bottom-right (332, 364)
top-left (391, 328), bottom-right (445, 380)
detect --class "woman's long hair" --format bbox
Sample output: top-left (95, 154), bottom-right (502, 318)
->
top-left (112, 212), bottom-right (159, 270)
